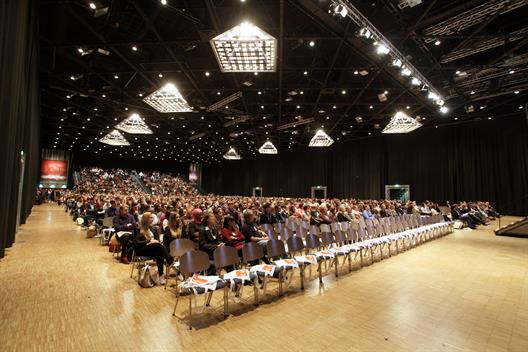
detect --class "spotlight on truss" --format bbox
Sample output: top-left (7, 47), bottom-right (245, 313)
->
top-left (210, 21), bottom-right (277, 72)
top-left (99, 129), bottom-right (130, 146)
top-left (258, 140), bottom-right (278, 154)
top-left (309, 129), bottom-right (334, 147)
top-left (382, 111), bottom-right (422, 134)
top-left (329, 3), bottom-right (348, 17)
top-left (143, 83), bottom-right (192, 113)
top-left (116, 113), bottom-right (153, 134)
top-left (223, 147), bottom-right (242, 160)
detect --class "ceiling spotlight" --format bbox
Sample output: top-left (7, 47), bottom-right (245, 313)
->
top-left (376, 43), bottom-right (390, 55)
top-left (332, 105), bottom-right (336, 109)
top-left (401, 67), bottom-right (411, 76)
top-left (509, 70), bottom-right (515, 74)
top-left (303, 71), bottom-right (308, 75)
top-left (440, 106), bottom-right (448, 114)
top-left (132, 45), bottom-right (138, 51)
top-left (160, 0), bottom-right (167, 5)
top-left (470, 91), bottom-right (475, 95)
top-left (205, 71), bottom-right (210, 77)
top-left (331, 4), bottom-right (348, 18)
top-left (217, 91), bottom-right (221, 95)
top-left (254, 72), bottom-right (259, 76)
top-left (101, 94), bottom-right (106, 98)
top-left (354, 70), bottom-right (359, 75)
top-left (258, 91), bottom-right (262, 95)
top-left (114, 75), bottom-right (119, 79)
top-left (341, 90), bottom-right (346, 95)
top-left (158, 73), bottom-right (163, 78)
top-left (309, 40), bottom-right (315, 47)
top-left (369, 105), bottom-right (373, 109)
top-left (488, 117), bottom-right (492, 120)
top-left (411, 77), bottom-right (421, 86)
top-left (406, 106), bottom-right (410, 109)
top-left (89, 2), bottom-right (96, 10)
top-left (519, 105), bottom-right (523, 109)
top-left (434, 40), bottom-right (441, 46)
top-left (392, 59), bottom-right (402, 67)
top-left (359, 27), bottom-right (372, 39)
top-left (300, 91), bottom-right (304, 95)
top-left (77, 48), bottom-right (84, 54)
top-left (514, 90), bottom-right (520, 94)
top-left (455, 70), bottom-right (461, 75)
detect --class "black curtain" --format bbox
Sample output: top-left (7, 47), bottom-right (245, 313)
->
top-left (0, 0), bottom-right (40, 258)
top-left (203, 115), bottom-right (528, 216)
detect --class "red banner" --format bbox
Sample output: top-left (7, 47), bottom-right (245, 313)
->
top-left (40, 160), bottom-right (67, 181)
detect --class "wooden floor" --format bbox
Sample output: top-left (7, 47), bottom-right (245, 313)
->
top-left (1, 205), bottom-right (527, 352)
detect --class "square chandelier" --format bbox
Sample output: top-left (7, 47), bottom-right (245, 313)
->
top-left (116, 113), bottom-right (153, 134)
top-left (258, 141), bottom-right (278, 154)
top-left (223, 147), bottom-right (242, 160)
top-left (210, 21), bottom-right (277, 72)
top-left (143, 83), bottom-right (192, 113)
top-left (309, 129), bottom-right (334, 147)
top-left (99, 129), bottom-right (130, 146)
top-left (382, 111), bottom-right (422, 134)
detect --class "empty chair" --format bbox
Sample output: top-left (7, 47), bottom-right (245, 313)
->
top-left (172, 250), bottom-right (228, 329)
top-left (296, 225), bottom-right (308, 239)
top-left (266, 239), bottom-right (296, 296)
top-left (165, 238), bottom-right (195, 289)
top-left (304, 234), bottom-right (324, 284)
top-left (214, 245), bottom-right (258, 306)
top-left (100, 216), bottom-right (114, 245)
top-left (280, 227), bottom-right (294, 241)
top-left (286, 236), bottom-right (307, 290)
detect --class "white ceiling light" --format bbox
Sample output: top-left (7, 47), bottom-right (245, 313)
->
top-left (359, 27), bottom-right (372, 39)
top-left (258, 141), bottom-right (278, 154)
top-left (143, 83), bottom-right (192, 113)
top-left (382, 111), bottom-right (422, 134)
top-left (223, 147), bottom-right (242, 160)
top-left (434, 40), bottom-right (441, 46)
top-left (116, 113), bottom-right (153, 134)
top-left (99, 130), bottom-right (130, 146)
top-left (332, 4), bottom-right (348, 18)
top-left (439, 106), bottom-right (449, 114)
top-left (210, 21), bottom-right (277, 72)
top-left (411, 77), bottom-right (421, 86)
top-left (309, 129), bottom-right (334, 147)
top-left (401, 67), bottom-right (412, 76)
top-left (89, 2), bottom-right (96, 10)
top-left (376, 43), bottom-right (390, 55)
top-left (392, 59), bottom-right (402, 67)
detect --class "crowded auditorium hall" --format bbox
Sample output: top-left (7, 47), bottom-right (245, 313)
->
top-left (2, 0), bottom-right (528, 351)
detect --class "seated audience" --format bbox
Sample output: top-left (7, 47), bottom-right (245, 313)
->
top-left (163, 211), bottom-right (183, 251)
top-left (221, 215), bottom-right (245, 255)
top-left (133, 212), bottom-right (174, 284)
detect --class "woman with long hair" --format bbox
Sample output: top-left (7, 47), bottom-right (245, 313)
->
top-left (133, 212), bottom-right (174, 284)
top-left (163, 211), bottom-right (183, 251)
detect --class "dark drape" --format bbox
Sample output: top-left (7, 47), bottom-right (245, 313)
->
top-left (203, 115), bottom-right (528, 216)
top-left (0, 0), bottom-right (40, 258)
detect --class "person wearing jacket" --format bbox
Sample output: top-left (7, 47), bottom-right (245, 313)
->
top-left (198, 214), bottom-right (223, 259)
top-left (221, 215), bottom-right (245, 256)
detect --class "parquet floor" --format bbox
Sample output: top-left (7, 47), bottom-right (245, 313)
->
top-left (1, 204), bottom-right (527, 351)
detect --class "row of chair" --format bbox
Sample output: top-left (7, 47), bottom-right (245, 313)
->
top-left (163, 213), bottom-right (453, 329)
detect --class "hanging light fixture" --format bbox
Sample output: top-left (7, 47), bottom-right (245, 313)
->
top-left (116, 113), bottom-right (153, 134)
top-left (258, 140), bottom-right (278, 154)
top-left (223, 147), bottom-right (242, 160)
top-left (143, 83), bottom-right (192, 113)
top-left (309, 129), bottom-right (334, 147)
top-left (99, 130), bottom-right (130, 146)
top-left (210, 21), bottom-right (277, 72)
top-left (382, 111), bottom-right (422, 134)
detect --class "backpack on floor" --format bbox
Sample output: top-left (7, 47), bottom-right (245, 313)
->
top-left (86, 225), bottom-right (96, 238)
top-left (138, 265), bottom-right (159, 288)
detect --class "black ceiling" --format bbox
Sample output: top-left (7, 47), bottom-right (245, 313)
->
top-left (40, 0), bottom-right (528, 164)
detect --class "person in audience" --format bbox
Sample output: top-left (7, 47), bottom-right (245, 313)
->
top-left (133, 212), bottom-right (174, 284)
top-left (362, 205), bottom-right (374, 220)
top-left (241, 210), bottom-right (270, 257)
top-left (198, 214), bottom-right (223, 259)
top-left (188, 208), bottom-right (203, 244)
top-left (113, 205), bottom-right (137, 263)
top-left (163, 211), bottom-right (183, 251)
top-left (260, 203), bottom-right (277, 225)
top-left (105, 200), bottom-right (118, 217)
top-left (221, 215), bottom-right (245, 256)
top-left (336, 205), bottom-right (352, 222)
